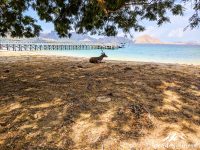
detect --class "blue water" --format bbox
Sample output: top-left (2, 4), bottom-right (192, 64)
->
top-left (37, 44), bottom-right (200, 65)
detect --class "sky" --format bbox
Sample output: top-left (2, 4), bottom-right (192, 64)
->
top-left (132, 4), bottom-right (200, 42)
top-left (25, 3), bottom-right (200, 42)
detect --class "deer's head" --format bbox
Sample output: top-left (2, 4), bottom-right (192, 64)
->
top-left (101, 51), bottom-right (108, 57)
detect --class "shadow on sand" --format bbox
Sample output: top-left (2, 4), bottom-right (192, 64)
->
top-left (0, 57), bottom-right (199, 149)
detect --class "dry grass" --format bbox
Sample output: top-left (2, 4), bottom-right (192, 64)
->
top-left (0, 55), bottom-right (200, 149)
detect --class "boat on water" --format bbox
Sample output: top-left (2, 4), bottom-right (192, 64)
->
top-left (118, 43), bottom-right (126, 48)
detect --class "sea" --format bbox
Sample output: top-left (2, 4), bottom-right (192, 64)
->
top-left (37, 44), bottom-right (200, 65)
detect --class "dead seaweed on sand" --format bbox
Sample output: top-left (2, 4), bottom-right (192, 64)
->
top-left (0, 56), bottom-right (200, 149)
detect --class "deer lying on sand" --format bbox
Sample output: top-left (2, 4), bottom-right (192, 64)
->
top-left (89, 51), bottom-right (108, 63)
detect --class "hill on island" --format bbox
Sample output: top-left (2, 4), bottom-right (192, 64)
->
top-left (40, 31), bottom-right (134, 44)
top-left (40, 31), bottom-right (95, 42)
top-left (134, 35), bottom-right (163, 44)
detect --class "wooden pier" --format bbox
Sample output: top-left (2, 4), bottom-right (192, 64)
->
top-left (0, 41), bottom-right (119, 51)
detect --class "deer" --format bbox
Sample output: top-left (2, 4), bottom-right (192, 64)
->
top-left (89, 51), bottom-right (108, 63)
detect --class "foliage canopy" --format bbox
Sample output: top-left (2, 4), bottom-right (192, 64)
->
top-left (0, 0), bottom-right (199, 37)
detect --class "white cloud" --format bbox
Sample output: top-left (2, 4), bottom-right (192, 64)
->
top-left (168, 28), bottom-right (184, 38)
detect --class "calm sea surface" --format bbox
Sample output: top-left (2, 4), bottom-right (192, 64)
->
top-left (37, 44), bottom-right (200, 65)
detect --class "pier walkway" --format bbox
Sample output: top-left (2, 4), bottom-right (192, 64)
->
top-left (0, 41), bottom-right (119, 51)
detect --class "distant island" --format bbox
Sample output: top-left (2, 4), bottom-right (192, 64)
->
top-left (40, 31), bottom-right (133, 44)
top-left (134, 34), bottom-right (200, 45)
top-left (134, 35), bottom-right (162, 44)
top-left (39, 31), bottom-right (200, 46)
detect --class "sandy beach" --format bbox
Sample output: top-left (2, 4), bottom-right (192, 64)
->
top-left (0, 51), bottom-right (200, 149)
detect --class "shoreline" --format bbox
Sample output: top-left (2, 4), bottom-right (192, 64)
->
top-left (1, 50), bottom-right (200, 66)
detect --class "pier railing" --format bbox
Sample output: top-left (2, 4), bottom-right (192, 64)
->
top-left (0, 41), bottom-right (119, 51)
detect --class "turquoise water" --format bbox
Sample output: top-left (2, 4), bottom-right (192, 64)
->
top-left (37, 44), bottom-right (200, 65)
